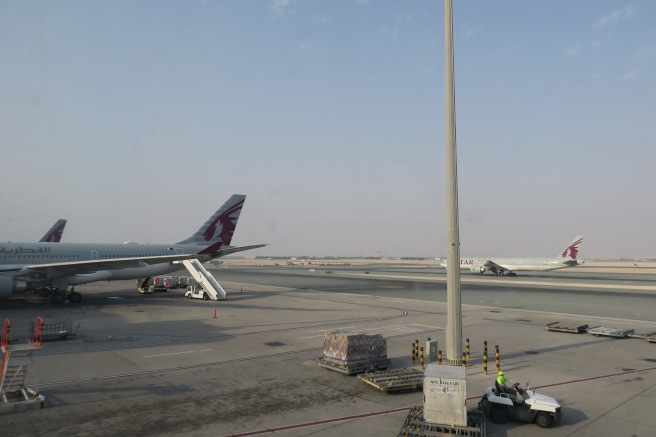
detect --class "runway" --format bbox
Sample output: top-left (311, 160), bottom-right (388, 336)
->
top-left (211, 264), bottom-right (656, 321)
top-left (1, 262), bottom-right (655, 436)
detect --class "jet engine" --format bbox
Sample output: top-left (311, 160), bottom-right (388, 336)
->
top-left (470, 265), bottom-right (486, 274)
top-left (0, 276), bottom-right (28, 299)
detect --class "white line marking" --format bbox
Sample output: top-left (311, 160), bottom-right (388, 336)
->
top-left (144, 349), bottom-right (212, 358)
top-left (307, 326), bottom-right (355, 333)
top-left (337, 272), bottom-right (656, 291)
top-left (300, 324), bottom-right (444, 339)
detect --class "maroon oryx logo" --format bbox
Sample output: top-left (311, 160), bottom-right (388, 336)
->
top-left (47, 223), bottom-right (66, 242)
top-left (561, 238), bottom-right (583, 259)
top-left (202, 199), bottom-right (244, 243)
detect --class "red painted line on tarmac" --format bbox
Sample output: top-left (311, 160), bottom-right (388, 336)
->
top-left (224, 407), bottom-right (410, 436)
top-left (528, 365), bottom-right (656, 391)
top-left (224, 366), bottom-right (656, 437)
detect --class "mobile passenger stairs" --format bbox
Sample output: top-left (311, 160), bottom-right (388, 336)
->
top-left (1, 318), bottom-right (46, 410)
top-left (177, 259), bottom-right (226, 301)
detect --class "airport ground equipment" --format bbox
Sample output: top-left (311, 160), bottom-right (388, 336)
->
top-left (317, 356), bottom-right (391, 375)
top-left (185, 283), bottom-right (210, 300)
top-left (151, 276), bottom-right (167, 292)
top-left (479, 382), bottom-right (561, 428)
top-left (357, 368), bottom-right (423, 392)
top-left (548, 322), bottom-right (655, 343)
top-left (1, 318), bottom-right (45, 410)
top-left (177, 276), bottom-right (191, 288)
top-left (629, 330), bottom-right (656, 340)
top-left (137, 276), bottom-right (191, 294)
top-left (29, 318), bottom-right (77, 341)
top-left (137, 277), bottom-right (154, 294)
top-left (397, 406), bottom-right (485, 437)
top-left (546, 321), bottom-right (589, 334)
top-left (176, 259), bottom-right (226, 300)
top-left (587, 326), bottom-right (635, 338)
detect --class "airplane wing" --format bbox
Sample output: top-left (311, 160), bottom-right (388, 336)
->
top-left (0, 253), bottom-right (206, 275)
top-left (481, 260), bottom-right (507, 272)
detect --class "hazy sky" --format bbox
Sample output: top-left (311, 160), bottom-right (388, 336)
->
top-left (1, 1), bottom-right (655, 259)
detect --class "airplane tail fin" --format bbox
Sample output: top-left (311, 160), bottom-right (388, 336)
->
top-left (560, 235), bottom-right (584, 260)
top-left (176, 195), bottom-right (246, 246)
top-left (39, 219), bottom-right (67, 243)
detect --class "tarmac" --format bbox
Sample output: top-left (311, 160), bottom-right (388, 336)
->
top-left (1, 262), bottom-right (655, 436)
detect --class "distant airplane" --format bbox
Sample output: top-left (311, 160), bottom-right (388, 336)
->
top-left (0, 194), bottom-right (264, 303)
top-left (39, 219), bottom-right (67, 243)
top-left (441, 235), bottom-right (584, 276)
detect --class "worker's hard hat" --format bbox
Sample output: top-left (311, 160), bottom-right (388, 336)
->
top-left (498, 371), bottom-right (504, 376)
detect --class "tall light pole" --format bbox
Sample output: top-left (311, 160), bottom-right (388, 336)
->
top-left (444, 0), bottom-right (462, 365)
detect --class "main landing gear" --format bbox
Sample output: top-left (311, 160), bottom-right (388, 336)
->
top-left (49, 287), bottom-right (82, 304)
top-left (493, 271), bottom-right (517, 277)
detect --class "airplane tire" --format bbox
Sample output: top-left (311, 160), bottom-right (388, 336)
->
top-left (70, 292), bottom-right (82, 303)
top-left (53, 293), bottom-right (65, 304)
top-left (479, 397), bottom-right (490, 415)
top-left (535, 412), bottom-right (553, 428)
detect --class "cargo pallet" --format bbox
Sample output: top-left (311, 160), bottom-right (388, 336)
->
top-left (317, 357), bottom-right (391, 375)
top-left (398, 406), bottom-right (486, 437)
top-left (628, 330), bottom-right (656, 340)
top-left (588, 326), bottom-right (635, 338)
top-left (546, 321), bottom-right (588, 334)
top-left (548, 321), bottom-right (656, 343)
top-left (357, 368), bottom-right (423, 392)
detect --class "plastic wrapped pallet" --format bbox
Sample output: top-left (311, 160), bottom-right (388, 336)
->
top-left (323, 329), bottom-right (387, 366)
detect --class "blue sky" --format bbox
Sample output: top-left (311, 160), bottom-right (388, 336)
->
top-left (1, 1), bottom-right (655, 259)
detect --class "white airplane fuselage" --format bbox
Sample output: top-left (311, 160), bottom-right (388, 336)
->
top-left (455, 257), bottom-right (578, 273)
top-left (0, 194), bottom-right (264, 302)
top-left (0, 241), bottom-right (215, 295)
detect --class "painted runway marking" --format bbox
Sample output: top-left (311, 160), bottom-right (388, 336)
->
top-left (300, 323), bottom-right (443, 339)
top-left (338, 272), bottom-right (656, 291)
top-left (144, 349), bottom-right (212, 358)
top-left (307, 326), bottom-right (355, 333)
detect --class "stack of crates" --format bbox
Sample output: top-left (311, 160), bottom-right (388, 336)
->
top-left (319, 330), bottom-right (390, 374)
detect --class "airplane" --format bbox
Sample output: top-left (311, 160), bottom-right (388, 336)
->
top-left (0, 194), bottom-right (265, 303)
top-left (39, 219), bottom-right (67, 243)
top-left (440, 235), bottom-right (584, 276)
